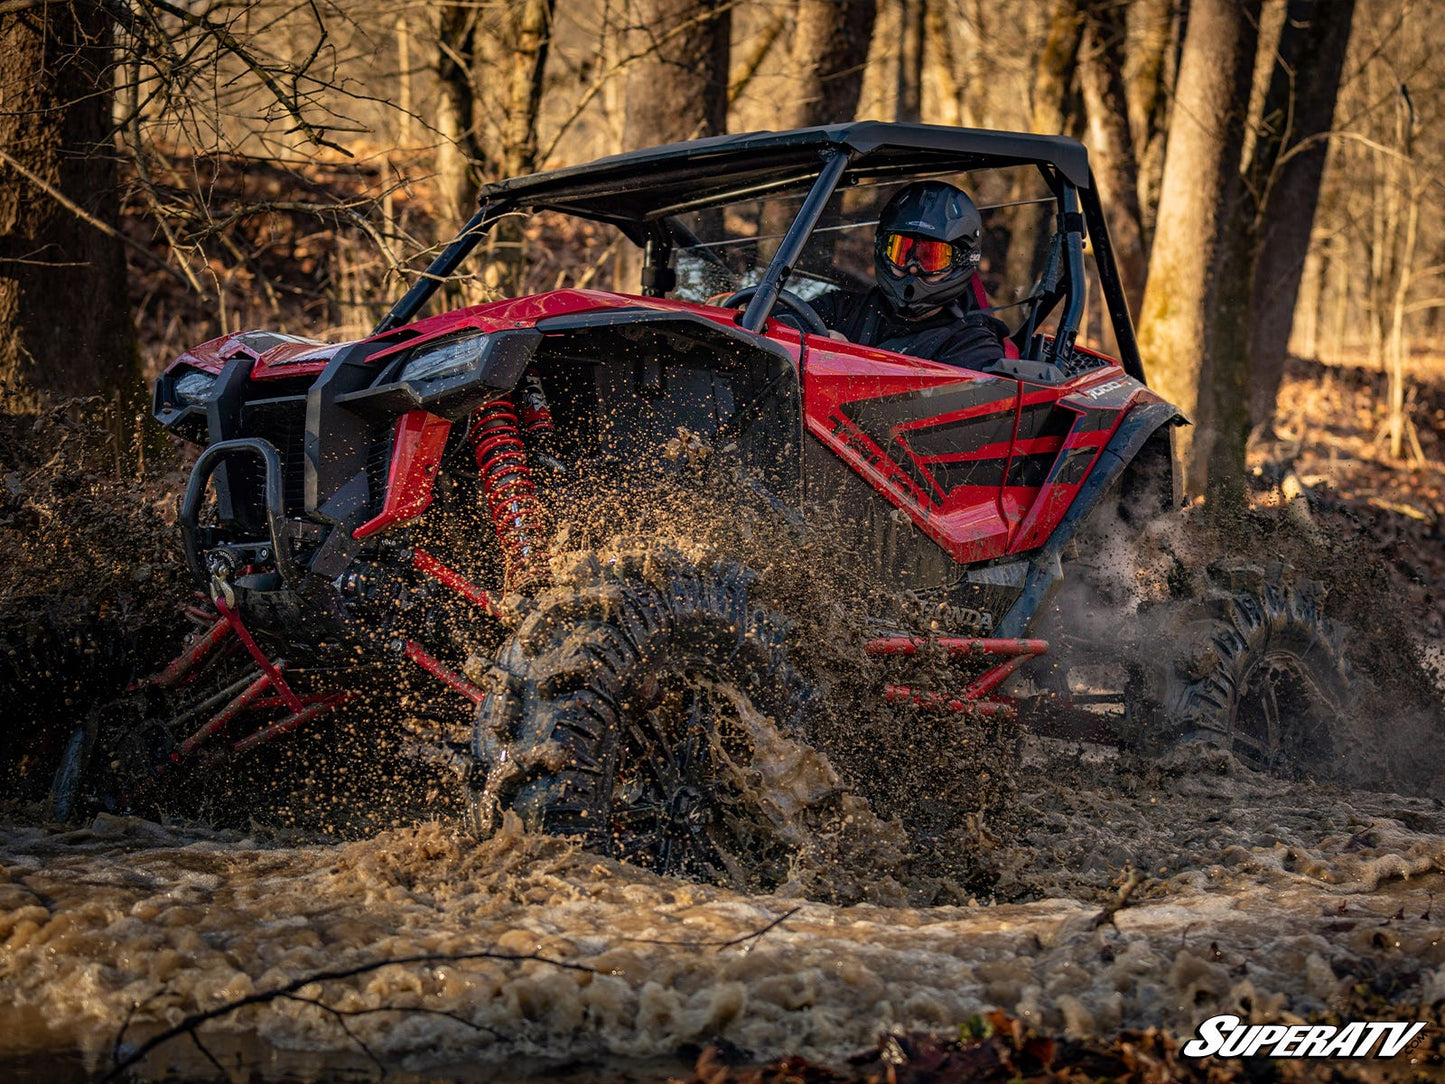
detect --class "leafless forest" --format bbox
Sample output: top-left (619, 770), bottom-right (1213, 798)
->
top-left (3, 0), bottom-right (1444, 487)
top-left (1, 1), bottom-right (1443, 1080)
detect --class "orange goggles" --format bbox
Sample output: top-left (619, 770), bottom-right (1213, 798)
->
top-left (881, 233), bottom-right (959, 274)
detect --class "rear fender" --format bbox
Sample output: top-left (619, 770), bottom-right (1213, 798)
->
top-left (994, 401), bottom-right (1184, 637)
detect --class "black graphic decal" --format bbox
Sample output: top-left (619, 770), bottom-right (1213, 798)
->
top-left (1015, 402), bottom-right (1076, 442)
top-left (838, 379), bottom-right (1018, 504)
top-left (1052, 446), bottom-right (1098, 486)
top-left (1070, 407), bottom-right (1118, 434)
top-left (839, 379), bottom-right (1016, 446)
top-left (1006, 451), bottom-right (1061, 488)
top-left (905, 412), bottom-right (1016, 457)
top-left (929, 457), bottom-right (1009, 490)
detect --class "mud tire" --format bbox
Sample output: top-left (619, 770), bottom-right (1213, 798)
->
top-left (1127, 560), bottom-right (1382, 783)
top-left (46, 692), bottom-right (174, 822)
top-left (46, 696), bottom-right (182, 820)
top-left (472, 543), bottom-right (839, 889)
top-left (46, 718), bottom-right (97, 823)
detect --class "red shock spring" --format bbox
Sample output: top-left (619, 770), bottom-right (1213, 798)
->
top-left (469, 398), bottom-right (550, 593)
top-left (516, 367), bottom-right (555, 441)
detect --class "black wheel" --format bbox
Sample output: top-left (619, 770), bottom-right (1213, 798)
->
top-left (1126, 560), bottom-right (1382, 783)
top-left (46, 718), bottom-right (96, 823)
top-left (46, 692), bottom-right (174, 822)
top-left (472, 543), bottom-right (840, 889)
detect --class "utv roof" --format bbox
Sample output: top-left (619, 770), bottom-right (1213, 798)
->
top-left (476, 121), bottom-right (1093, 225)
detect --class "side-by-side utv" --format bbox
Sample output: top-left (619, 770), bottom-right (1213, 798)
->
top-left (52, 123), bottom-right (1363, 886)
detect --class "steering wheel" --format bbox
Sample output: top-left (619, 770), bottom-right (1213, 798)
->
top-left (720, 286), bottom-right (830, 337)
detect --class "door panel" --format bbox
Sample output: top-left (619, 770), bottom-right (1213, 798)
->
top-left (802, 338), bottom-right (1020, 565)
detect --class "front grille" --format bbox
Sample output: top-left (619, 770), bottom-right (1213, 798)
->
top-left (225, 377), bottom-right (396, 527)
top-left (241, 398), bottom-right (308, 514)
top-left (365, 422), bottom-right (397, 518)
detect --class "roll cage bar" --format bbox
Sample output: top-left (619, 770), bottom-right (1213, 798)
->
top-left (374, 123), bottom-right (1146, 385)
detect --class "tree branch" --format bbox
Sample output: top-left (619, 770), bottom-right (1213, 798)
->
top-left (0, 147), bottom-right (194, 291)
top-left (98, 948), bottom-right (601, 1082)
top-left (121, 0), bottom-right (353, 156)
top-left (99, 903), bottom-right (803, 1081)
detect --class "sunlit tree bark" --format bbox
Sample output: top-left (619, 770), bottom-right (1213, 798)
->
top-left (0, 2), bottom-right (139, 414)
top-left (623, 0), bottom-right (731, 148)
top-left (617, 0), bottom-right (730, 292)
top-left (433, 2), bottom-right (483, 233)
top-left (1245, 0), bottom-right (1357, 432)
top-left (486, 0), bottom-right (555, 295)
top-left (748, 0), bottom-right (878, 266)
top-left (1137, 0), bottom-right (1261, 500)
top-left (1077, 0), bottom-right (1147, 317)
top-left (1008, 0), bottom-right (1084, 285)
top-left (896, 0), bottom-right (926, 122)
top-left (1126, 0), bottom-right (1185, 247)
top-left (786, 0), bottom-right (878, 127)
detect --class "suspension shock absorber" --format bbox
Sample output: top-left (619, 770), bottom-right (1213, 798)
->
top-left (516, 367), bottom-right (555, 444)
top-left (516, 366), bottom-right (566, 473)
top-left (469, 397), bottom-right (550, 593)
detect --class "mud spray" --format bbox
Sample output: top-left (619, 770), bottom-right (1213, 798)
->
top-left (3, 423), bottom-right (1443, 1080)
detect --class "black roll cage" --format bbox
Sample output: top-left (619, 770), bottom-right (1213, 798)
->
top-left (373, 123), bottom-right (1146, 385)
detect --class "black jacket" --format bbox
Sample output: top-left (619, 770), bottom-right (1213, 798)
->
top-left (809, 287), bottom-right (1008, 371)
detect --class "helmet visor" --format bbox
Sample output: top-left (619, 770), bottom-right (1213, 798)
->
top-left (881, 233), bottom-right (959, 275)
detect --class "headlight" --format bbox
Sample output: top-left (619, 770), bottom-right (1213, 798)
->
top-left (173, 369), bottom-right (218, 405)
top-left (398, 330), bottom-right (489, 383)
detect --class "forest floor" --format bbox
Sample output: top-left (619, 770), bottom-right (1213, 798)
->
top-left (1263, 354), bottom-right (1444, 651)
top-left (1267, 352), bottom-right (1444, 647)
top-left (0, 342), bottom-right (1441, 1082)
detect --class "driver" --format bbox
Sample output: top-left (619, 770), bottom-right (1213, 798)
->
top-left (810, 180), bottom-right (1008, 370)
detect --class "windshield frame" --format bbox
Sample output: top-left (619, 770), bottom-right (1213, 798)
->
top-left (370, 133), bottom-right (1143, 384)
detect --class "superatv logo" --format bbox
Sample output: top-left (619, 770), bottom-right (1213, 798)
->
top-left (1183, 1014), bottom-right (1427, 1059)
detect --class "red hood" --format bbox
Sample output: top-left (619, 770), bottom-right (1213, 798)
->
top-left (169, 331), bottom-right (343, 379)
top-left (166, 290), bottom-right (770, 380)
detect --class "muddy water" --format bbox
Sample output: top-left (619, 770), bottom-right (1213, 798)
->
top-left (2, 746), bottom-right (1442, 1080)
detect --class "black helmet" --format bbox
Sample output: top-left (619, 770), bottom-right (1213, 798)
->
top-left (873, 181), bottom-right (983, 318)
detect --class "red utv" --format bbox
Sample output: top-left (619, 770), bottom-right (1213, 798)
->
top-left (51, 123), bottom-right (1363, 884)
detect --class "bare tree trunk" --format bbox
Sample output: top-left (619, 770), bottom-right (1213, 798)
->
top-left (1331, 240), bottom-right (1349, 362)
top-left (1297, 246), bottom-right (1324, 359)
top-left (751, 0), bottom-right (878, 267)
top-left (1031, 0), bottom-right (1085, 136)
top-left (729, 15), bottom-right (786, 107)
top-left (1366, 126), bottom-right (1392, 371)
top-left (787, 0), bottom-right (878, 126)
top-left (0, 3), bottom-right (138, 414)
top-left (487, 0), bottom-right (555, 296)
top-left (601, 4), bottom-right (628, 155)
top-left (925, 0), bottom-right (963, 126)
top-left (1245, 0), bottom-right (1357, 431)
top-left (498, 0), bottom-right (554, 178)
top-left (1385, 180), bottom-right (1418, 461)
top-left (618, 0), bottom-right (731, 293)
top-left (1382, 87), bottom-right (1420, 462)
top-left (1137, 0), bottom-right (1261, 500)
top-left (950, 0), bottom-right (989, 127)
top-left (1077, 0), bottom-right (1147, 318)
top-left (623, 0), bottom-right (732, 148)
top-left (396, 13), bottom-right (414, 147)
top-left (1127, 0), bottom-right (1185, 248)
top-left (434, 3), bottom-right (481, 232)
top-left (896, 0), bottom-right (926, 122)
top-left (1008, 0), bottom-right (1083, 286)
